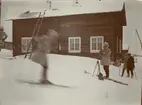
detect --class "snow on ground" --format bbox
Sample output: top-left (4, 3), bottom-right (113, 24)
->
top-left (0, 49), bottom-right (141, 105)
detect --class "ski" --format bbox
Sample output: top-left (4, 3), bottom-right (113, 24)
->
top-left (15, 79), bottom-right (73, 88)
top-left (0, 56), bottom-right (16, 60)
top-left (84, 70), bottom-right (128, 85)
top-left (105, 78), bottom-right (128, 86)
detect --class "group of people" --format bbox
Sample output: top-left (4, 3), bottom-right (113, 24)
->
top-left (99, 42), bottom-right (135, 79)
top-left (121, 53), bottom-right (135, 78)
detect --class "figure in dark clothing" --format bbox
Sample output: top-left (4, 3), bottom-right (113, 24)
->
top-left (127, 53), bottom-right (135, 78)
top-left (121, 53), bottom-right (129, 77)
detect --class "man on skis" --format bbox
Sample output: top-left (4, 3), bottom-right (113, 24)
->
top-left (31, 29), bottom-right (59, 84)
top-left (99, 42), bottom-right (111, 79)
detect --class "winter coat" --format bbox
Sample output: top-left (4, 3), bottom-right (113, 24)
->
top-left (31, 35), bottom-right (50, 67)
top-left (127, 56), bottom-right (135, 71)
top-left (123, 55), bottom-right (129, 70)
top-left (99, 48), bottom-right (111, 66)
top-left (0, 31), bottom-right (8, 48)
top-left (0, 30), bottom-right (7, 40)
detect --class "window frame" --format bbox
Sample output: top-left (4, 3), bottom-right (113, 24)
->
top-left (90, 36), bottom-right (104, 53)
top-left (68, 37), bottom-right (81, 53)
top-left (21, 37), bottom-right (32, 53)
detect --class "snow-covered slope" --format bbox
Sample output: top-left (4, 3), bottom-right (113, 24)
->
top-left (0, 50), bottom-right (141, 105)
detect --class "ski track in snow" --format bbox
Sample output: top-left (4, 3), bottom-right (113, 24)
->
top-left (0, 49), bottom-right (141, 105)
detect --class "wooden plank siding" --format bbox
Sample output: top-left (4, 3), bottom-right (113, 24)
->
top-left (12, 10), bottom-right (126, 60)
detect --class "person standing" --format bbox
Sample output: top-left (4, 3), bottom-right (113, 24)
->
top-left (99, 42), bottom-right (111, 79)
top-left (127, 53), bottom-right (135, 78)
top-left (31, 29), bottom-right (59, 84)
top-left (121, 53), bottom-right (129, 77)
top-left (0, 26), bottom-right (8, 51)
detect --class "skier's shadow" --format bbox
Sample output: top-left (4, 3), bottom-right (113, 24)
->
top-left (15, 79), bottom-right (76, 89)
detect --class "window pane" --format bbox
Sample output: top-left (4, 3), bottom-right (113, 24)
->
top-left (98, 38), bottom-right (102, 50)
top-left (92, 43), bottom-right (97, 50)
top-left (70, 39), bottom-right (74, 50)
top-left (92, 38), bottom-right (97, 50)
top-left (75, 43), bottom-right (79, 50)
top-left (75, 39), bottom-right (79, 43)
top-left (70, 43), bottom-right (74, 50)
top-left (21, 38), bottom-right (32, 52)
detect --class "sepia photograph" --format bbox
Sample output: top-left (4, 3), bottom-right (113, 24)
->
top-left (0, 0), bottom-right (142, 105)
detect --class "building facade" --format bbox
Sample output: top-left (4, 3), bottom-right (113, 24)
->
top-left (12, 5), bottom-right (126, 60)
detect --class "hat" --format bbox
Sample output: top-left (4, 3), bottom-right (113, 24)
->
top-left (103, 42), bottom-right (109, 48)
top-left (0, 26), bottom-right (4, 31)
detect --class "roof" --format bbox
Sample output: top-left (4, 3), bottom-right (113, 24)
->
top-left (5, 1), bottom-right (125, 21)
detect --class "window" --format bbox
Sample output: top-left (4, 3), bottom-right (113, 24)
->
top-left (68, 37), bottom-right (81, 53)
top-left (90, 36), bottom-right (104, 53)
top-left (21, 37), bottom-right (32, 53)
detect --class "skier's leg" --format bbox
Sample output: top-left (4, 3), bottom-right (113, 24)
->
top-left (121, 68), bottom-right (125, 77)
top-left (40, 66), bottom-right (47, 82)
top-left (103, 66), bottom-right (109, 78)
top-left (106, 66), bottom-right (109, 78)
top-left (103, 66), bottom-right (107, 77)
top-left (40, 56), bottom-right (51, 84)
top-left (127, 69), bottom-right (130, 77)
top-left (43, 66), bottom-right (48, 80)
top-left (131, 69), bottom-right (134, 78)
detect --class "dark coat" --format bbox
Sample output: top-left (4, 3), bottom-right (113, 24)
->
top-left (127, 56), bottom-right (135, 70)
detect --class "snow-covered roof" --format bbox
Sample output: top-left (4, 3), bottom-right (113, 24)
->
top-left (6, 1), bottom-right (124, 20)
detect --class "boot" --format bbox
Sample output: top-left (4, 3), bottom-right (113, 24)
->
top-left (40, 79), bottom-right (52, 84)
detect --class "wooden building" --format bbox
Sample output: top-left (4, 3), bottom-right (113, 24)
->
top-left (11, 4), bottom-right (126, 60)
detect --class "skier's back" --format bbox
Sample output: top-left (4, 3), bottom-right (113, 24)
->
top-left (31, 29), bottom-right (59, 84)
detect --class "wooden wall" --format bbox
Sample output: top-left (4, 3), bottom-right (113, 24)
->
top-left (12, 11), bottom-right (126, 60)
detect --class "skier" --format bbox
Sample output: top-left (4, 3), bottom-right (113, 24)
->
top-left (99, 42), bottom-right (111, 79)
top-left (121, 52), bottom-right (129, 77)
top-left (31, 29), bottom-right (59, 84)
top-left (127, 53), bottom-right (135, 78)
top-left (0, 26), bottom-right (8, 51)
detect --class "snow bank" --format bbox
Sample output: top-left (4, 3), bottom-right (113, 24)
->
top-left (0, 53), bottom-right (141, 105)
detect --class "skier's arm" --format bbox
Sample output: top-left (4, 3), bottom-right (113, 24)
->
top-left (32, 36), bottom-right (40, 42)
top-left (99, 50), bottom-right (102, 56)
top-left (2, 32), bottom-right (8, 41)
top-left (105, 49), bottom-right (111, 56)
